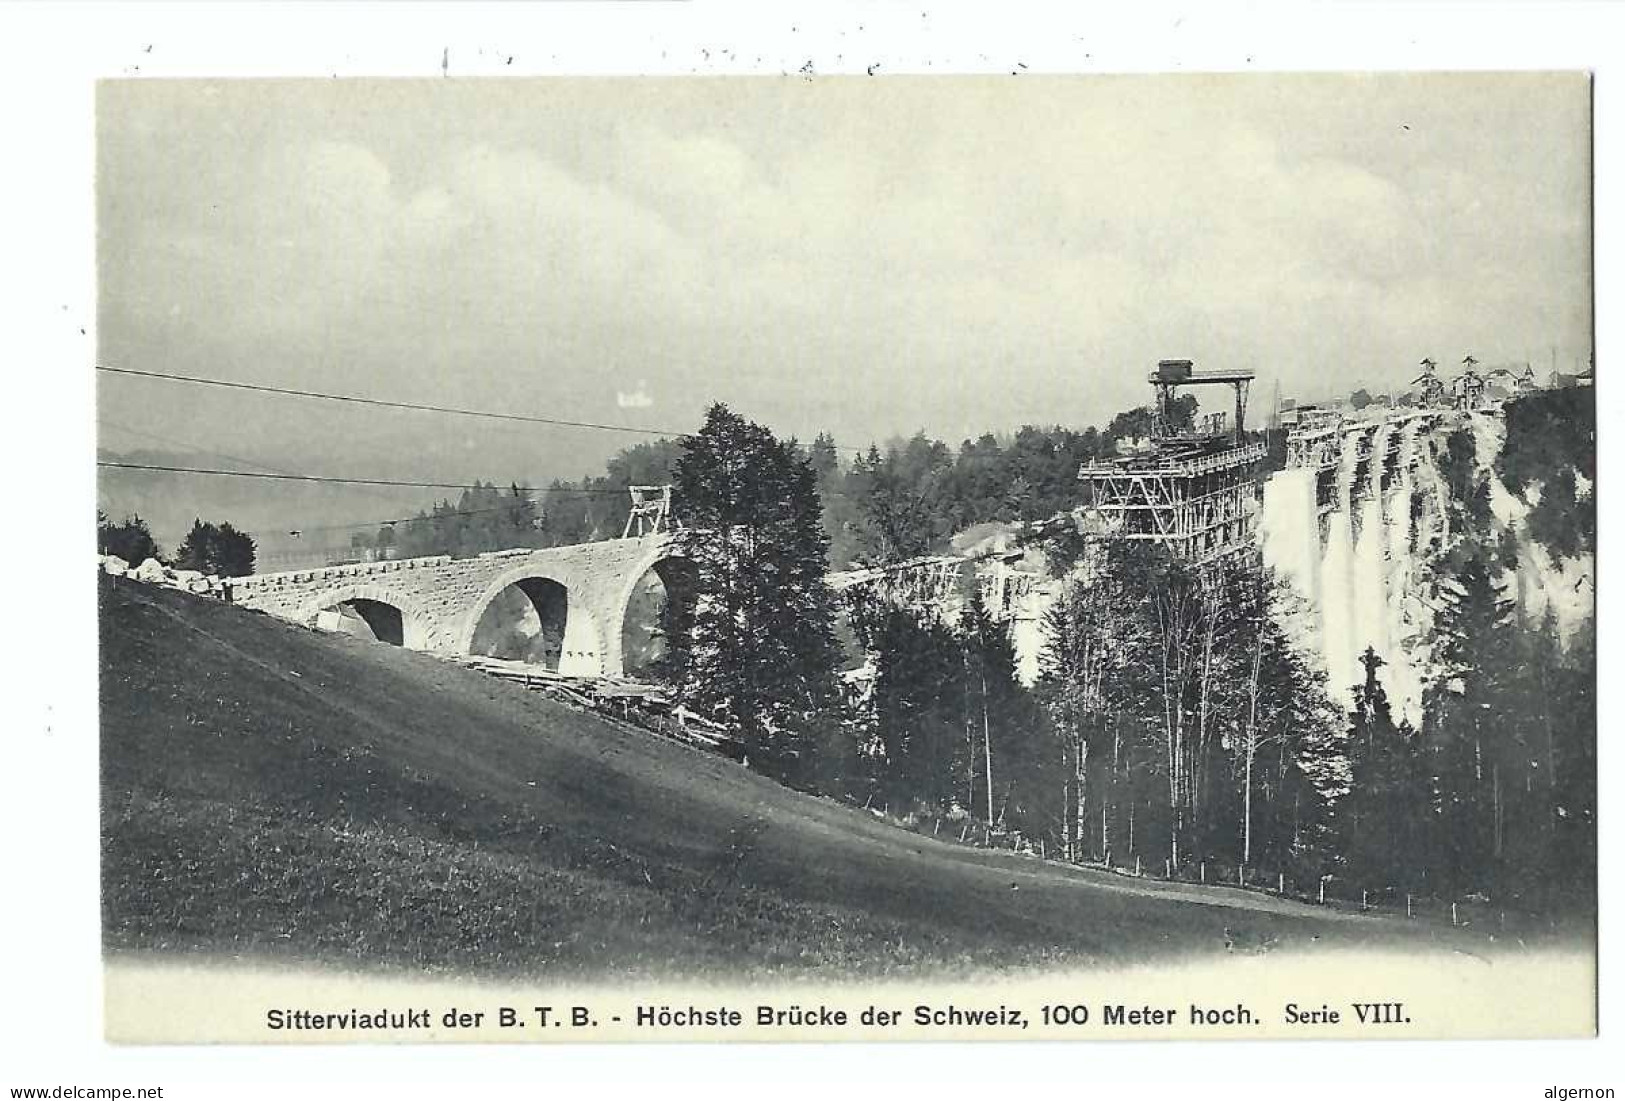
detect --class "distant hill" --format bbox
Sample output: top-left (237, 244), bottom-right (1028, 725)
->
top-left (96, 446), bottom-right (524, 570)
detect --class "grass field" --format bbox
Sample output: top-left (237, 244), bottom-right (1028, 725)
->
top-left (101, 575), bottom-right (1489, 982)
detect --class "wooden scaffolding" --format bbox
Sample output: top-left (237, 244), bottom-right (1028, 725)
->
top-left (1077, 441), bottom-right (1266, 564)
top-left (1077, 359), bottom-right (1265, 565)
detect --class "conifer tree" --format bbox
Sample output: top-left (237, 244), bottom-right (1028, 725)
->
top-left (96, 510), bottom-right (161, 565)
top-left (961, 589), bottom-right (1054, 836)
top-left (1425, 551), bottom-right (1517, 892)
top-left (173, 518), bottom-right (256, 577)
top-left (1342, 647), bottom-right (1430, 891)
top-left (669, 404), bottom-right (844, 784)
top-left (871, 608), bottom-right (964, 808)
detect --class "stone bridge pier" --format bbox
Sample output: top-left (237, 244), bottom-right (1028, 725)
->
top-left (224, 535), bottom-right (686, 678)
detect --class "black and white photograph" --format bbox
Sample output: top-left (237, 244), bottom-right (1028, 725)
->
top-left (5, 5), bottom-right (1617, 1089)
top-left (86, 69), bottom-right (1597, 1044)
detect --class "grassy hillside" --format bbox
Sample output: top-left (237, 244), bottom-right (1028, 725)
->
top-left (102, 576), bottom-right (1466, 981)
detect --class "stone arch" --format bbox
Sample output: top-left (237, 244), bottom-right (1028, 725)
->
top-left (608, 545), bottom-right (697, 680)
top-left (298, 584), bottom-right (431, 650)
top-left (456, 565), bottom-right (604, 675)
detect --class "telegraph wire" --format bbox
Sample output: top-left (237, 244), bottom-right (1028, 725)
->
top-left (97, 364), bottom-right (874, 542)
top-left (97, 455), bottom-right (862, 541)
top-left (97, 457), bottom-right (862, 500)
top-left (98, 460), bottom-right (644, 539)
top-left (98, 416), bottom-right (416, 508)
top-left (97, 365), bottom-right (680, 438)
top-left (279, 500), bottom-right (557, 538)
top-left (96, 364), bottom-right (870, 453)
top-left (96, 417), bottom-right (660, 542)
top-left (96, 459), bottom-right (608, 493)
top-left (98, 419), bottom-right (577, 540)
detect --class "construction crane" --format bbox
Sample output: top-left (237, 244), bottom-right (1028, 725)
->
top-left (1076, 358), bottom-right (1265, 564)
top-left (1148, 359), bottom-right (1254, 448)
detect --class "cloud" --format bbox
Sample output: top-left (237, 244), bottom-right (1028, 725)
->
top-left (98, 75), bottom-right (1592, 488)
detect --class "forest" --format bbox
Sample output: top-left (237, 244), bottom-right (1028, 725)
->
top-left (341, 388), bottom-right (1593, 911)
top-left (97, 511), bottom-right (258, 578)
top-left (678, 394), bottom-right (1591, 910)
top-left (343, 396), bottom-right (1205, 569)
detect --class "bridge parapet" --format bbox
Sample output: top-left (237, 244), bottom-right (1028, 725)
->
top-left (228, 554), bottom-right (456, 593)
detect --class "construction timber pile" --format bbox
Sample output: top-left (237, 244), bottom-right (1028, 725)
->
top-left (1075, 359), bottom-right (1265, 565)
top-left (457, 655), bottom-right (744, 759)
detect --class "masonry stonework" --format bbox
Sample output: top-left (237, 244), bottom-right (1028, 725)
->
top-left (225, 535), bottom-right (679, 677)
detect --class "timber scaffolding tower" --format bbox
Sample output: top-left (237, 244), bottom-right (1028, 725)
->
top-left (623, 485), bottom-right (679, 538)
top-left (1076, 359), bottom-right (1266, 565)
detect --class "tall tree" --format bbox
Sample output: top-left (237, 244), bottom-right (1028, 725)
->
top-left (97, 510), bottom-right (160, 565)
top-left (870, 608), bottom-right (964, 809)
top-left (1246, 582), bottom-right (1347, 877)
top-left (1342, 647), bottom-right (1430, 891)
top-left (669, 404), bottom-right (844, 784)
top-left (961, 589), bottom-right (1053, 835)
top-left (849, 435), bottom-right (952, 562)
top-left (1037, 539), bottom-right (1192, 866)
top-left (1037, 542), bottom-right (1143, 860)
top-left (1424, 551), bottom-right (1517, 892)
top-left (1143, 549), bottom-right (1207, 869)
top-left (172, 518), bottom-right (256, 577)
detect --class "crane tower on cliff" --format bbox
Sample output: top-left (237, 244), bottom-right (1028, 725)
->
top-left (1077, 358), bottom-right (1265, 564)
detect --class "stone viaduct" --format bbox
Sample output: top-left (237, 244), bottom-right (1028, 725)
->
top-left (224, 534), bottom-right (686, 678)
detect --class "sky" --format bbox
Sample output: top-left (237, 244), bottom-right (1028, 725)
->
top-left (95, 74), bottom-right (1592, 556)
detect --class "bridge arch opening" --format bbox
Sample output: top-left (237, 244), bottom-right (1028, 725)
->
top-left (619, 556), bottom-right (698, 680)
top-left (469, 576), bottom-right (572, 670)
top-left (324, 598), bottom-right (406, 647)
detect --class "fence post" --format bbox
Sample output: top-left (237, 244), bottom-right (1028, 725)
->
top-left (1406, 894), bottom-right (1413, 918)
top-left (1164, 858), bottom-right (1171, 879)
top-left (933, 819), bottom-right (941, 836)
top-left (1039, 838), bottom-right (1045, 860)
top-left (1239, 865), bottom-right (1247, 887)
top-left (1361, 889), bottom-right (1368, 911)
top-left (1135, 854), bottom-right (1141, 877)
top-left (1278, 871), bottom-right (1285, 895)
top-left (959, 823), bottom-right (968, 842)
top-left (1319, 878), bottom-right (1326, 905)
top-left (1200, 861), bottom-right (1206, 884)
top-left (1451, 902), bottom-right (1459, 927)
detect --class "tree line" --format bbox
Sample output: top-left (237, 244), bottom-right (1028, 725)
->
top-left (1342, 404), bottom-right (1596, 902)
top-left (109, 385), bottom-right (1591, 908)
top-left (348, 482), bottom-right (546, 561)
top-left (98, 511), bottom-right (257, 577)
top-left (647, 396), bottom-right (1593, 909)
top-left (653, 404), bottom-right (1343, 878)
top-left (341, 400), bottom-right (1208, 570)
